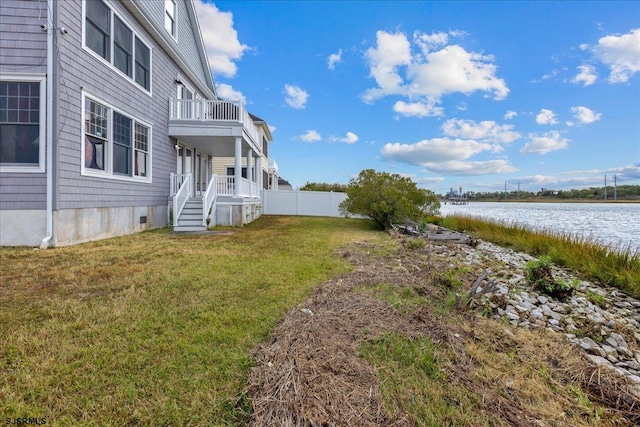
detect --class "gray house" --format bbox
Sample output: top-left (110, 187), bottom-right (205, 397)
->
top-left (0, 0), bottom-right (274, 247)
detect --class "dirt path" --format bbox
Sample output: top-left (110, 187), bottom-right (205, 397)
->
top-left (246, 236), bottom-right (639, 426)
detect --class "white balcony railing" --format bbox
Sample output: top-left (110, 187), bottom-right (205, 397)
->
top-left (169, 99), bottom-right (262, 148)
top-left (268, 159), bottom-right (278, 174)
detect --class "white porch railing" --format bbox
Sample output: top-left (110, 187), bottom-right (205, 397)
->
top-left (202, 174), bottom-right (218, 227)
top-left (169, 99), bottom-right (262, 148)
top-left (170, 173), bottom-right (190, 196)
top-left (173, 174), bottom-right (192, 226)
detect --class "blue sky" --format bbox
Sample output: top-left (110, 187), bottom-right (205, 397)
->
top-left (195, 1), bottom-right (640, 194)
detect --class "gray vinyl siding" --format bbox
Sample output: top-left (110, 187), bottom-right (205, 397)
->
top-left (0, 0), bottom-right (48, 74)
top-left (135, 0), bottom-right (212, 94)
top-left (0, 0), bottom-right (48, 210)
top-left (54, 0), bottom-right (181, 210)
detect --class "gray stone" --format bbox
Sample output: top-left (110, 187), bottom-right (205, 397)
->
top-left (537, 295), bottom-right (549, 304)
top-left (601, 344), bottom-right (618, 358)
top-left (548, 319), bottom-right (560, 326)
top-left (506, 311), bottom-right (520, 321)
top-left (586, 354), bottom-right (611, 369)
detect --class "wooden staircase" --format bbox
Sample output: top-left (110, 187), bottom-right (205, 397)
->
top-left (174, 197), bottom-right (207, 232)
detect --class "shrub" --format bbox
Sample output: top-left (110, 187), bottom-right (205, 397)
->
top-left (339, 169), bottom-right (440, 230)
top-left (525, 256), bottom-right (576, 299)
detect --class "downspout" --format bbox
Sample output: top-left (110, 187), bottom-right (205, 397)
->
top-left (40, 0), bottom-right (55, 248)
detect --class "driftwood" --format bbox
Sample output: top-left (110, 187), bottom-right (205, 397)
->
top-left (392, 223), bottom-right (473, 245)
top-left (455, 270), bottom-right (500, 310)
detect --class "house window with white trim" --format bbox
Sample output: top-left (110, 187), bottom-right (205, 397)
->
top-left (0, 77), bottom-right (46, 172)
top-left (165, 0), bottom-right (177, 38)
top-left (84, 0), bottom-right (152, 92)
top-left (83, 95), bottom-right (151, 181)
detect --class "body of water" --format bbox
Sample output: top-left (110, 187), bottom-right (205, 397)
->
top-left (440, 202), bottom-right (640, 254)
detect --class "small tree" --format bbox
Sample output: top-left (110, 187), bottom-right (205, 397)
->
top-left (339, 169), bottom-right (439, 230)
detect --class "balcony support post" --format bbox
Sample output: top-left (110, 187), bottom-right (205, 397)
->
top-left (247, 149), bottom-right (253, 184)
top-left (256, 156), bottom-right (262, 190)
top-left (234, 136), bottom-right (242, 197)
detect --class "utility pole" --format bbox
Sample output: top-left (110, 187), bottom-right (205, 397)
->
top-left (614, 175), bottom-right (617, 201)
top-left (604, 175), bottom-right (607, 200)
top-left (517, 181), bottom-right (520, 200)
top-left (504, 181), bottom-right (507, 200)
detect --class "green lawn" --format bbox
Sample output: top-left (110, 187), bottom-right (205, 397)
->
top-left (0, 216), bottom-right (382, 426)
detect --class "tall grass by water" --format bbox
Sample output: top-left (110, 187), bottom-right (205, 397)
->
top-left (435, 214), bottom-right (640, 299)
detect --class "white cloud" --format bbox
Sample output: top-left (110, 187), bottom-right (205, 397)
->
top-left (536, 109), bottom-right (558, 125)
top-left (457, 102), bottom-right (467, 111)
top-left (284, 84), bottom-right (309, 109)
top-left (362, 30), bottom-right (509, 109)
top-left (339, 132), bottom-right (358, 144)
top-left (268, 125), bottom-right (277, 133)
top-left (570, 106), bottom-right (601, 124)
top-left (298, 130), bottom-right (321, 142)
top-left (571, 65), bottom-right (598, 86)
top-left (330, 132), bottom-right (359, 144)
top-left (521, 131), bottom-right (569, 154)
top-left (421, 159), bottom-right (517, 175)
top-left (504, 110), bottom-right (518, 120)
top-left (328, 49), bottom-right (343, 70)
top-left (441, 119), bottom-right (521, 144)
top-left (215, 83), bottom-right (246, 104)
top-left (593, 28), bottom-right (640, 83)
top-left (413, 31), bottom-right (449, 54)
top-left (408, 45), bottom-right (510, 100)
top-left (393, 100), bottom-right (443, 117)
top-left (381, 138), bottom-right (492, 165)
top-left (194, 1), bottom-right (248, 78)
top-left (362, 31), bottom-right (412, 102)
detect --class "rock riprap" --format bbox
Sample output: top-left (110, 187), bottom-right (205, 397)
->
top-left (433, 239), bottom-right (640, 394)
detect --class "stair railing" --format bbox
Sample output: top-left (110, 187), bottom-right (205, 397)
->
top-left (173, 174), bottom-right (192, 227)
top-left (202, 174), bottom-right (218, 227)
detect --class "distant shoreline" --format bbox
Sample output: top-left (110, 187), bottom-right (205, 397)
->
top-left (443, 199), bottom-right (640, 204)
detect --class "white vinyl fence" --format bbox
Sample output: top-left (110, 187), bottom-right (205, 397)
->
top-left (261, 190), bottom-right (348, 217)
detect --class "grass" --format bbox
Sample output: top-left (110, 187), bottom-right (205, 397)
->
top-left (0, 216), bottom-right (382, 426)
top-left (359, 332), bottom-right (496, 426)
top-left (435, 214), bottom-right (640, 298)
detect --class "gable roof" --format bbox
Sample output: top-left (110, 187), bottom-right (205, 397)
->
top-left (249, 112), bottom-right (273, 141)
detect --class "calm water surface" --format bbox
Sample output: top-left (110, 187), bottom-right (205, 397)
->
top-left (440, 202), bottom-right (640, 254)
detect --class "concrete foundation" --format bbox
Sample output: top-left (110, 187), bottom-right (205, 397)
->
top-left (214, 199), bottom-right (261, 226)
top-left (0, 209), bottom-right (47, 246)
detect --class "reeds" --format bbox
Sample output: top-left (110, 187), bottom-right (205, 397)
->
top-left (437, 214), bottom-right (640, 298)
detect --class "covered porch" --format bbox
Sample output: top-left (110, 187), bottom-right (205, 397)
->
top-left (168, 99), bottom-right (264, 230)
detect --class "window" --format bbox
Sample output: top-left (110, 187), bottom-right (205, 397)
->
top-left (165, 0), bottom-right (176, 37)
top-left (84, 0), bottom-right (152, 92)
top-left (114, 16), bottom-right (132, 77)
top-left (83, 94), bottom-right (151, 181)
top-left (86, 0), bottom-right (110, 61)
top-left (134, 38), bottom-right (150, 90)
top-left (0, 77), bottom-right (45, 172)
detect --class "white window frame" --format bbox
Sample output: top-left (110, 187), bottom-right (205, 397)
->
top-left (0, 75), bottom-right (46, 173)
top-left (82, 0), bottom-right (153, 95)
top-left (81, 92), bottom-right (152, 183)
top-left (165, 0), bottom-right (177, 39)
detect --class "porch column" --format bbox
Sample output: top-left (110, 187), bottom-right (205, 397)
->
top-left (234, 136), bottom-right (242, 197)
top-left (256, 156), bottom-right (262, 190)
top-left (247, 149), bottom-right (253, 184)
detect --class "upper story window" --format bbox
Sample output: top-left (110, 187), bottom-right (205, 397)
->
top-left (0, 77), bottom-right (46, 173)
top-left (165, 0), bottom-right (177, 38)
top-left (84, 0), bottom-right (152, 92)
top-left (83, 93), bottom-right (151, 181)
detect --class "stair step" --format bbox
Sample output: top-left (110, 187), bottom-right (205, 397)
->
top-left (174, 225), bottom-right (207, 232)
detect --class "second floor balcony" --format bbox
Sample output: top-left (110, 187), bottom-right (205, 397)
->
top-left (168, 99), bottom-right (262, 157)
